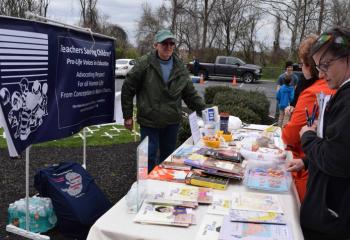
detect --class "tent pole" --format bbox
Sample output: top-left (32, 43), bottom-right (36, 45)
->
top-left (83, 128), bottom-right (86, 169)
top-left (25, 146), bottom-right (30, 231)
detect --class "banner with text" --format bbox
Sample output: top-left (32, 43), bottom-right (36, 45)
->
top-left (0, 16), bottom-right (115, 156)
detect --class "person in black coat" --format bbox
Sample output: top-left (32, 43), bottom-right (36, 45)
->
top-left (288, 27), bottom-right (350, 239)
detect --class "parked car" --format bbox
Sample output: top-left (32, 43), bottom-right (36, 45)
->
top-left (115, 59), bottom-right (135, 77)
top-left (187, 56), bottom-right (262, 83)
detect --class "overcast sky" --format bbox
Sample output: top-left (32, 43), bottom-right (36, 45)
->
top-left (47, 0), bottom-right (289, 48)
top-left (47, 0), bottom-right (164, 45)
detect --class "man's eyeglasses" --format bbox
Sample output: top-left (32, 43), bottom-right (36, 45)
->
top-left (160, 41), bottom-right (175, 47)
top-left (315, 55), bottom-right (345, 72)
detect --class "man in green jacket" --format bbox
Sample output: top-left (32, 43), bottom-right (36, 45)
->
top-left (121, 29), bottom-right (205, 172)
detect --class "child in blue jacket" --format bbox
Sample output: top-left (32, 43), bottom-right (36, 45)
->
top-left (276, 75), bottom-right (294, 127)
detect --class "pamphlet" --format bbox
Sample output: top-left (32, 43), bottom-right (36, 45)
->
top-left (231, 192), bottom-right (283, 213)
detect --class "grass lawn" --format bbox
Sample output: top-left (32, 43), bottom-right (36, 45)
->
top-left (0, 123), bottom-right (140, 149)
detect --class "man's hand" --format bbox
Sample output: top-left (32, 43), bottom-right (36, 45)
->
top-left (286, 158), bottom-right (305, 172)
top-left (124, 118), bottom-right (133, 131)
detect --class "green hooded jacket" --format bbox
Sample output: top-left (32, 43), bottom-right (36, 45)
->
top-left (121, 50), bottom-right (205, 128)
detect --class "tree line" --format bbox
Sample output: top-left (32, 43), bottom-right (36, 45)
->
top-left (1, 0), bottom-right (350, 64)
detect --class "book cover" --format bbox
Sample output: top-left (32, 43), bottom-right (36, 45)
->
top-left (195, 214), bottom-right (224, 240)
top-left (185, 157), bottom-right (244, 176)
top-left (148, 165), bottom-right (189, 183)
top-left (134, 202), bottom-right (194, 227)
top-left (146, 183), bottom-right (199, 207)
top-left (198, 187), bottom-right (214, 204)
top-left (203, 168), bottom-right (243, 180)
top-left (219, 216), bottom-right (292, 240)
top-left (245, 168), bottom-right (291, 192)
top-left (207, 194), bottom-right (231, 215)
top-left (160, 161), bottom-right (192, 171)
top-left (229, 209), bottom-right (286, 225)
top-left (197, 147), bottom-right (242, 163)
top-left (185, 171), bottom-right (229, 190)
top-left (231, 192), bottom-right (283, 213)
top-left (172, 145), bottom-right (199, 158)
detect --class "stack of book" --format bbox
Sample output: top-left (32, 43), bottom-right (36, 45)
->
top-left (146, 183), bottom-right (200, 208)
top-left (184, 153), bottom-right (245, 180)
top-left (185, 171), bottom-right (229, 190)
top-left (135, 183), bottom-right (214, 227)
top-left (148, 165), bottom-right (190, 183)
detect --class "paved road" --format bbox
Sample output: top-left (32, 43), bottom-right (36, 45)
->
top-left (115, 78), bottom-right (278, 117)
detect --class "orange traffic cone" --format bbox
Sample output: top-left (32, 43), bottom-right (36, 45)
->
top-left (232, 75), bottom-right (237, 86)
top-left (199, 73), bottom-right (204, 85)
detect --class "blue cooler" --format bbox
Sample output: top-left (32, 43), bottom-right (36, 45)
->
top-left (34, 162), bottom-right (112, 240)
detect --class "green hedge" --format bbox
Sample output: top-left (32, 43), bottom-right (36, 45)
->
top-left (177, 86), bottom-right (272, 145)
top-left (204, 86), bottom-right (237, 104)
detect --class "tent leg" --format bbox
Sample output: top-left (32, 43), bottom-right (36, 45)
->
top-left (82, 128), bottom-right (86, 169)
top-left (25, 147), bottom-right (30, 231)
top-left (6, 146), bottom-right (50, 240)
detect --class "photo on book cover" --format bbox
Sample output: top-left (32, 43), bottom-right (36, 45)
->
top-left (134, 202), bottom-right (194, 227)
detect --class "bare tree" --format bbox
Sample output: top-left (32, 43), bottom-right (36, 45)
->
top-left (329, 0), bottom-right (350, 27)
top-left (0, 0), bottom-right (38, 18)
top-left (199, 0), bottom-right (218, 49)
top-left (317, 0), bottom-right (325, 34)
top-left (79, 0), bottom-right (99, 31)
top-left (215, 0), bottom-right (249, 55)
top-left (135, 3), bottom-right (164, 54)
top-left (239, 4), bottom-right (262, 63)
top-left (37, 0), bottom-right (50, 17)
top-left (261, 0), bottom-right (320, 60)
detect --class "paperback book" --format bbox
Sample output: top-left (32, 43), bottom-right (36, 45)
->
top-left (229, 209), bottom-right (286, 225)
top-left (134, 202), bottom-right (195, 227)
top-left (146, 183), bottom-right (199, 208)
top-left (218, 215), bottom-right (292, 240)
top-left (148, 165), bottom-right (189, 183)
top-left (196, 147), bottom-right (242, 163)
top-left (184, 155), bottom-right (245, 176)
top-left (185, 171), bottom-right (229, 190)
top-left (231, 192), bottom-right (283, 213)
top-left (195, 214), bottom-right (224, 240)
top-left (207, 194), bottom-right (231, 215)
top-left (244, 167), bottom-right (291, 192)
top-left (198, 187), bottom-right (214, 204)
top-left (160, 161), bottom-right (192, 171)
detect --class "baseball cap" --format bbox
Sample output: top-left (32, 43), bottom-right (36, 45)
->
top-left (154, 29), bottom-right (176, 43)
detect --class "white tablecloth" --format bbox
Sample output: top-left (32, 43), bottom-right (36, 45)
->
top-left (88, 130), bottom-right (304, 240)
top-left (88, 181), bottom-right (303, 240)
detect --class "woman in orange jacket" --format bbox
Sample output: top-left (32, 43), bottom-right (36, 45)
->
top-left (282, 35), bottom-right (336, 202)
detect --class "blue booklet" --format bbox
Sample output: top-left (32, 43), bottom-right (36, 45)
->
top-left (245, 168), bottom-right (291, 192)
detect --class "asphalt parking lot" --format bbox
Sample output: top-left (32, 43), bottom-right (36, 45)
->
top-left (115, 77), bottom-right (278, 117)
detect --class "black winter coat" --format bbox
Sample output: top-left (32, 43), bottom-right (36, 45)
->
top-left (301, 81), bottom-right (350, 238)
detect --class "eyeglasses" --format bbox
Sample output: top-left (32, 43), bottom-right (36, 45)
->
top-left (160, 41), bottom-right (175, 47)
top-left (315, 55), bottom-right (345, 72)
